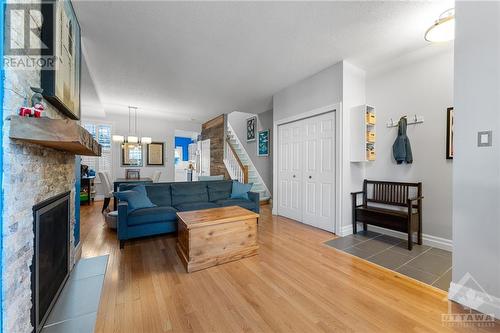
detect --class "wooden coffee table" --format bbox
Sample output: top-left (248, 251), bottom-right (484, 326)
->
top-left (176, 206), bottom-right (259, 273)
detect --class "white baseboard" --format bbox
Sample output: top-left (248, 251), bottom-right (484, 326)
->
top-left (339, 223), bottom-right (452, 251)
top-left (449, 281), bottom-right (500, 320)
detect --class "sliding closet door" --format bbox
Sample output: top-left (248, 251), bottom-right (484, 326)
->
top-left (277, 120), bottom-right (304, 221)
top-left (302, 112), bottom-right (336, 232)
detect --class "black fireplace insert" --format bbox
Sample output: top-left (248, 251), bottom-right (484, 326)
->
top-left (31, 191), bottom-right (70, 333)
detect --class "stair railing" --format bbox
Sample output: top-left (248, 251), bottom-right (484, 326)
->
top-left (224, 138), bottom-right (249, 183)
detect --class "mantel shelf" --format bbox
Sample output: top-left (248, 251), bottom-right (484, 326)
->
top-left (9, 116), bottom-right (102, 156)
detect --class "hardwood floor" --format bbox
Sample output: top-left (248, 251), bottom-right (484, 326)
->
top-left (81, 201), bottom-right (498, 332)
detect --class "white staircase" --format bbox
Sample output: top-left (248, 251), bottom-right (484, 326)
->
top-left (224, 124), bottom-right (271, 202)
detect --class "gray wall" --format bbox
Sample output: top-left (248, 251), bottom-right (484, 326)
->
top-left (273, 61), bottom-right (366, 233)
top-left (228, 110), bottom-right (273, 194)
top-left (273, 62), bottom-right (343, 122)
top-left (452, 1), bottom-right (500, 314)
top-left (366, 49), bottom-right (454, 241)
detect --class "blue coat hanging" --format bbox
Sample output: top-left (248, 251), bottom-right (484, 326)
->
top-left (392, 117), bottom-right (413, 164)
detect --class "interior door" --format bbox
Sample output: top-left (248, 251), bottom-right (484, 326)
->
top-left (302, 112), bottom-right (336, 232)
top-left (277, 121), bottom-right (304, 221)
top-left (201, 139), bottom-right (210, 176)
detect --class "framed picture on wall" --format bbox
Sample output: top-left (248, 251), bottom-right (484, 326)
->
top-left (147, 142), bottom-right (164, 166)
top-left (40, 0), bottom-right (81, 119)
top-left (126, 169), bottom-right (140, 180)
top-left (257, 129), bottom-right (270, 157)
top-left (446, 107), bottom-right (454, 159)
top-left (246, 116), bottom-right (257, 142)
top-left (122, 144), bottom-right (143, 166)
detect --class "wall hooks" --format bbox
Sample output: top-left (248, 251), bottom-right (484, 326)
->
top-left (386, 115), bottom-right (424, 128)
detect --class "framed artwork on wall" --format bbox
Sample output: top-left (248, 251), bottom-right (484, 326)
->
top-left (147, 142), bottom-right (164, 166)
top-left (40, 0), bottom-right (81, 119)
top-left (122, 144), bottom-right (143, 166)
top-left (258, 129), bottom-right (270, 157)
top-left (446, 107), bottom-right (454, 159)
top-left (126, 169), bottom-right (140, 180)
top-left (246, 116), bottom-right (257, 142)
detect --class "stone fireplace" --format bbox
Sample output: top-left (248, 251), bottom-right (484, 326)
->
top-left (2, 67), bottom-right (77, 332)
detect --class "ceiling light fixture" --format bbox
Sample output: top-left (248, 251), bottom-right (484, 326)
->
top-left (425, 8), bottom-right (455, 43)
top-left (112, 106), bottom-right (152, 145)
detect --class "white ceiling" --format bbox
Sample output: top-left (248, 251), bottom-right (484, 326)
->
top-left (75, 1), bottom-right (453, 122)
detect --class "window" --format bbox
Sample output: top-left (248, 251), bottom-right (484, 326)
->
top-left (82, 123), bottom-right (112, 183)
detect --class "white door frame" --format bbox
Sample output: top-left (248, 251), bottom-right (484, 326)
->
top-left (272, 103), bottom-right (343, 235)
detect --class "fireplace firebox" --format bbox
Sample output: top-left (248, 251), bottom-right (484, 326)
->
top-left (31, 191), bottom-right (71, 333)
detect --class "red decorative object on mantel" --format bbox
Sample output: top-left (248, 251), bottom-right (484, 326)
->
top-left (19, 103), bottom-right (44, 118)
top-left (19, 87), bottom-right (46, 118)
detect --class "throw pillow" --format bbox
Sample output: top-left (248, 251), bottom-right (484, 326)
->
top-left (114, 185), bottom-right (156, 211)
top-left (230, 181), bottom-right (253, 200)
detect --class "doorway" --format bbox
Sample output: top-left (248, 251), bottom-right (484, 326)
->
top-left (277, 111), bottom-right (336, 232)
top-left (174, 130), bottom-right (199, 182)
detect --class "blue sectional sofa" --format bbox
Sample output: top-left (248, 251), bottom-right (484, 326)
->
top-left (116, 180), bottom-right (259, 248)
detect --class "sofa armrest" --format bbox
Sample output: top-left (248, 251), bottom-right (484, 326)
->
top-left (117, 202), bottom-right (129, 241)
top-left (247, 191), bottom-right (260, 214)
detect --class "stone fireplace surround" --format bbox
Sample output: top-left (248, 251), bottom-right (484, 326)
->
top-left (3, 70), bottom-right (78, 332)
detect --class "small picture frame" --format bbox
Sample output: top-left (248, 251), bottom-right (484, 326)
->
top-left (147, 142), bottom-right (164, 166)
top-left (246, 116), bottom-right (257, 142)
top-left (257, 129), bottom-right (270, 157)
top-left (446, 107), bottom-right (454, 159)
top-left (126, 169), bottom-right (140, 180)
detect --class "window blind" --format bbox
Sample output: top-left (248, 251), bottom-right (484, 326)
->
top-left (82, 123), bottom-right (112, 183)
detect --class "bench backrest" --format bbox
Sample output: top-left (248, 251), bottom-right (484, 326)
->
top-left (363, 180), bottom-right (421, 207)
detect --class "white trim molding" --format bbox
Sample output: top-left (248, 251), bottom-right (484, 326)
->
top-left (341, 223), bottom-right (452, 251)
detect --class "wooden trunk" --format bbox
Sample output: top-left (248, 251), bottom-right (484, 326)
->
top-left (176, 207), bottom-right (259, 272)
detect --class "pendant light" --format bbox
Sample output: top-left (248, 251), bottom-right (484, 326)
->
top-left (112, 106), bottom-right (152, 145)
top-left (425, 8), bottom-right (455, 43)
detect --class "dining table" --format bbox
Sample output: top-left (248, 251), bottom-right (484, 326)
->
top-left (113, 177), bottom-right (153, 210)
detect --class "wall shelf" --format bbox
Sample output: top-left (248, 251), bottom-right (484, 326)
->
top-left (350, 105), bottom-right (376, 162)
top-left (9, 116), bottom-right (102, 156)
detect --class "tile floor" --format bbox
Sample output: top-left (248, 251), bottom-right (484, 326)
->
top-left (324, 231), bottom-right (452, 291)
top-left (42, 255), bottom-right (108, 333)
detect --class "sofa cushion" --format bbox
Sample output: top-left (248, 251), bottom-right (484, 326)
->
top-left (215, 198), bottom-right (256, 211)
top-left (171, 182), bottom-right (209, 206)
top-left (231, 181), bottom-right (253, 200)
top-left (128, 206), bottom-right (178, 226)
top-left (174, 201), bottom-right (218, 212)
top-left (145, 184), bottom-right (172, 207)
top-left (114, 185), bottom-right (156, 212)
top-left (207, 181), bottom-right (232, 202)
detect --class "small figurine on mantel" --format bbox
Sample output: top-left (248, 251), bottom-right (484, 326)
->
top-left (18, 87), bottom-right (46, 118)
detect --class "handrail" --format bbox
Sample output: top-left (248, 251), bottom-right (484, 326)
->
top-left (224, 137), bottom-right (249, 183)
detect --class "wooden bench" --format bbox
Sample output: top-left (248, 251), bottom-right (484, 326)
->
top-left (351, 180), bottom-right (423, 250)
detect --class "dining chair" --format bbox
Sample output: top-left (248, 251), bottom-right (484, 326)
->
top-left (152, 171), bottom-right (161, 183)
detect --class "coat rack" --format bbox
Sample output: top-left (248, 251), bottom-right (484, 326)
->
top-left (386, 115), bottom-right (424, 128)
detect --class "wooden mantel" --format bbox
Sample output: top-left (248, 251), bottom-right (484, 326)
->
top-left (9, 116), bottom-right (102, 156)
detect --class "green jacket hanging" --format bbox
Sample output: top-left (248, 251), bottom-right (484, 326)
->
top-left (392, 117), bottom-right (413, 164)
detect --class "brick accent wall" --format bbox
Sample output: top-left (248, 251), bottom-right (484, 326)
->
top-left (2, 11), bottom-right (77, 332)
top-left (201, 115), bottom-right (230, 179)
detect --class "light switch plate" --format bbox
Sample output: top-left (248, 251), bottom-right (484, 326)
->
top-left (477, 131), bottom-right (492, 147)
